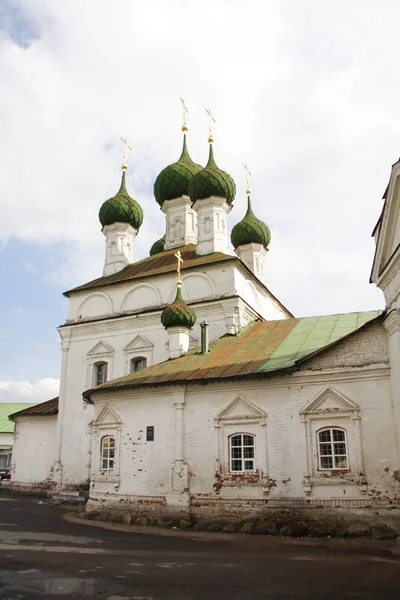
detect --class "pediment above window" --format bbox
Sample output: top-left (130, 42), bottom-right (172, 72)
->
top-left (88, 340), bottom-right (115, 357)
top-left (215, 395), bottom-right (267, 425)
top-left (123, 335), bottom-right (153, 353)
top-left (94, 405), bottom-right (122, 426)
top-left (300, 387), bottom-right (360, 416)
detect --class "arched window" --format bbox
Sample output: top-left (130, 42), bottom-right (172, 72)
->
top-left (100, 436), bottom-right (115, 470)
top-left (229, 433), bottom-right (255, 472)
top-left (317, 427), bottom-right (348, 470)
top-left (130, 357), bottom-right (147, 373)
top-left (94, 361), bottom-right (108, 386)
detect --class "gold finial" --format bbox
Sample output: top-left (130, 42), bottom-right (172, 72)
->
top-left (121, 137), bottom-right (132, 171)
top-left (180, 97), bottom-right (188, 132)
top-left (244, 163), bottom-right (252, 195)
top-left (205, 108), bottom-right (216, 143)
top-left (174, 250), bottom-right (183, 286)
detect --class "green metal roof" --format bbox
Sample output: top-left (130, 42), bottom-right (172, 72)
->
top-left (0, 403), bottom-right (36, 433)
top-left (85, 310), bottom-right (381, 398)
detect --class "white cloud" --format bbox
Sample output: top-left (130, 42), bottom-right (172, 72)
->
top-left (0, 0), bottom-right (396, 317)
top-left (0, 378), bottom-right (60, 403)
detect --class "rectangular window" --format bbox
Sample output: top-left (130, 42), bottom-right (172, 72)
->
top-left (146, 426), bottom-right (154, 441)
top-left (95, 362), bottom-right (108, 386)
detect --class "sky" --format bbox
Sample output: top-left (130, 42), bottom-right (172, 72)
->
top-left (0, 0), bottom-right (399, 403)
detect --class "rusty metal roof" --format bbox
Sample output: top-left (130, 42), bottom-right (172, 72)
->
top-left (64, 245), bottom-right (236, 296)
top-left (9, 397), bottom-right (59, 421)
top-left (85, 311), bottom-right (381, 400)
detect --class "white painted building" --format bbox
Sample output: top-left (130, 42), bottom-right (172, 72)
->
top-left (10, 131), bottom-right (400, 530)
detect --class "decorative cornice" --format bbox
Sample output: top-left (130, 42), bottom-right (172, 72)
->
top-left (161, 195), bottom-right (192, 213)
top-left (102, 222), bottom-right (137, 235)
top-left (192, 196), bottom-right (231, 213)
top-left (384, 309), bottom-right (400, 335)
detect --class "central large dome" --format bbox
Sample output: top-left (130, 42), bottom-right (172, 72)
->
top-left (154, 135), bottom-right (203, 206)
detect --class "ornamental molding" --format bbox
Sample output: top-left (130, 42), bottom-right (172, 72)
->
top-left (300, 387), bottom-right (360, 417)
top-left (102, 222), bottom-right (137, 235)
top-left (87, 340), bottom-right (115, 357)
top-left (123, 334), bottom-right (154, 353)
top-left (93, 404), bottom-right (122, 426)
top-left (383, 309), bottom-right (400, 335)
top-left (215, 395), bottom-right (267, 425)
top-left (161, 195), bottom-right (192, 212)
top-left (192, 196), bottom-right (231, 212)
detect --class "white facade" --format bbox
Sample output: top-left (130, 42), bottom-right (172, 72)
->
top-left (12, 416), bottom-right (57, 491)
top-left (85, 318), bottom-right (400, 528)
top-left (16, 253), bottom-right (288, 493)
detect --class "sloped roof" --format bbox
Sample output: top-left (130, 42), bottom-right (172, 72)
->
top-left (84, 311), bottom-right (381, 400)
top-left (64, 245), bottom-right (236, 296)
top-left (0, 403), bottom-right (36, 432)
top-left (9, 397), bottom-right (59, 422)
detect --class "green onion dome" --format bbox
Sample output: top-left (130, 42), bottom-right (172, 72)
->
top-left (154, 135), bottom-right (203, 206)
top-left (231, 196), bottom-right (271, 249)
top-left (99, 171), bottom-right (143, 230)
top-left (161, 286), bottom-right (197, 329)
top-left (150, 235), bottom-right (166, 256)
top-left (188, 143), bottom-right (236, 204)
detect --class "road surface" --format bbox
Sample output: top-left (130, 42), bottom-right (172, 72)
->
top-left (0, 492), bottom-right (399, 599)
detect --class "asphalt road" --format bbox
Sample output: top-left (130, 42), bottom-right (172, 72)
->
top-left (0, 491), bottom-right (400, 599)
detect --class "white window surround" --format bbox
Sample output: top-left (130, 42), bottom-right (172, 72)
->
top-left (86, 341), bottom-right (115, 390)
top-left (300, 388), bottom-right (366, 495)
top-left (214, 395), bottom-right (269, 489)
top-left (123, 335), bottom-right (153, 375)
top-left (90, 405), bottom-right (122, 487)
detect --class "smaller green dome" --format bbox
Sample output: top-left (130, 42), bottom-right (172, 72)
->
top-left (188, 143), bottom-right (236, 204)
top-left (231, 196), bottom-right (271, 249)
top-left (161, 286), bottom-right (196, 329)
top-left (99, 172), bottom-right (143, 230)
top-left (150, 235), bottom-right (166, 256)
top-left (154, 135), bottom-right (203, 206)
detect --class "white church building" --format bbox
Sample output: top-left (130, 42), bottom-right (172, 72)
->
top-left (9, 126), bottom-right (400, 531)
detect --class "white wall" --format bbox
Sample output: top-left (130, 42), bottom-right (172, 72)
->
top-left (87, 332), bottom-right (399, 517)
top-left (12, 416), bottom-right (57, 485)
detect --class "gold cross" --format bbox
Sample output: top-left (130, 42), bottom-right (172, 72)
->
top-left (180, 97), bottom-right (188, 132)
top-left (205, 108), bottom-right (216, 142)
top-left (175, 250), bottom-right (183, 285)
top-left (121, 137), bottom-right (132, 171)
top-left (244, 163), bottom-right (252, 195)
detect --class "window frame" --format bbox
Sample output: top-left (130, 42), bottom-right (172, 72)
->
top-left (100, 435), bottom-right (116, 471)
top-left (317, 427), bottom-right (349, 471)
top-left (229, 433), bottom-right (256, 473)
top-left (94, 361), bottom-right (108, 386)
top-left (130, 356), bottom-right (147, 373)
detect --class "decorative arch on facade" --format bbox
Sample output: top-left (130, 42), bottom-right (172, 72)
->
top-left (77, 292), bottom-right (114, 320)
top-left (121, 283), bottom-right (162, 313)
top-left (168, 272), bottom-right (216, 303)
top-left (241, 280), bottom-right (260, 313)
